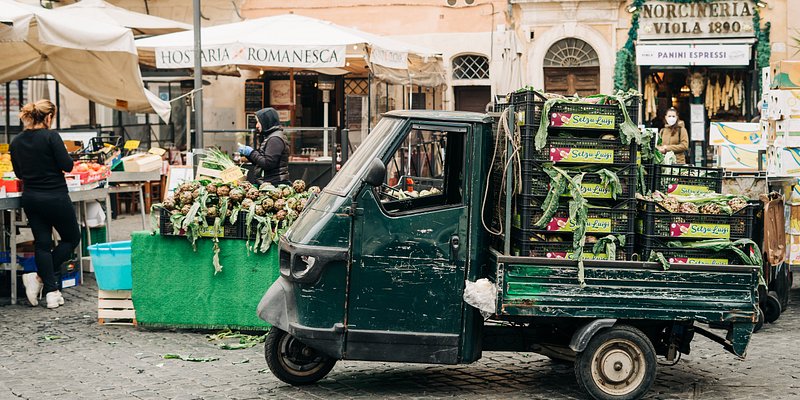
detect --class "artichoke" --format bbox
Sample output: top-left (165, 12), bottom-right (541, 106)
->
top-left (268, 188), bottom-right (283, 200)
top-left (229, 187), bottom-right (245, 202)
top-left (255, 205), bottom-right (266, 216)
top-left (307, 186), bottom-right (321, 195)
top-left (286, 197), bottom-right (298, 210)
top-left (282, 186), bottom-right (295, 198)
top-left (179, 191), bottom-right (193, 205)
top-left (292, 179), bottom-right (306, 193)
top-left (206, 206), bottom-right (218, 218)
top-left (296, 198), bottom-right (308, 212)
top-left (192, 188), bottom-right (201, 200)
top-left (180, 204), bottom-right (191, 215)
top-left (179, 182), bottom-right (192, 193)
top-left (287, 209), bottom-right (298, 220)
top-left (728, 197), bottom-right (748, 213)
top-left (241, 198), bottom-right (254, 209)
top-left (239, 181), bottom-right (253, 192)
top-left (162, 197), bottom-right (176, 211)
top-left (206, 184), bottom-right (217, 195)
top-left (274, 198), bottom-right (287, 211)
top-left (678, 202), bottom-right (699, 214)
top-left (275, 210), bottom-right (287, 221)
top-left (700, 203), bottom-right (723, 215)
top-left (189, 182), bottom-right (200, 191)
top-left (261, 197), bottom-right (274, 210)
top-left (217, 185), bottom-right (231, 197)
top-left (225, 209), bottom-right (232, 217)
top-left (658, 197), bottom-right (679, 213)
top-left (246, 188), bottom-right (260, 200)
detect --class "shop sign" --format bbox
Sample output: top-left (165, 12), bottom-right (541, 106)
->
top-left (635, 44), bottom-right (750, 66)
top-left (549, 147), bottom-right (615, 163)
top-left (155, 44), bottom-right (346, 69)
top-left (369, 46), bottom-right (408, 69)
top-left (270, 81), bottom-right (293, 106)
top-left (638, 0), bottom-right (756, 40)
top-left (670, 222), bottom-right (731, 239)
top-left (550, 112), bottom-right (615, 130)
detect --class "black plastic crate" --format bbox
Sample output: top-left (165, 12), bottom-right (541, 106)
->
top-left (509, 90), bottom-right (640, 128)
top-left (547, 98), bottom-right (641, 131)
top-left (514, 196), bottom-right (636, 235)
top-left (159, 209), bottom-right (242, 239)
top-left (637, 200), bottom-right (759, 241)
top-left (650, 165), bottom-right (723, 195)
top-left (637, 235), bottom-right (758, 266)
top-left (519, 134), bottom-right (637, 165)
top-left (399, 176), bottom-right (443, 192)
top-left (521, 162), bottom-right (638, 201)
top-left (511, 230), bottom-right (634, 261)
top-left (511, 90), bottom-right (547, 126)
top-left (87, 135), bottom-right (122, 152)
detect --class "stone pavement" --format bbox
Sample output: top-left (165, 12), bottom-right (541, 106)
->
top-left (1, 213), bottom-right (799, 399)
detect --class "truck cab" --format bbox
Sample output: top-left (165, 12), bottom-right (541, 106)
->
top-left (257, 110), bottom-right (759, 400)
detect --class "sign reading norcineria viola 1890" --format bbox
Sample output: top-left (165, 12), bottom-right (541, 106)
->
top-left (155, 44), bottom-right (347, 69)
top-left (637, 0), bottom-right (756, 40)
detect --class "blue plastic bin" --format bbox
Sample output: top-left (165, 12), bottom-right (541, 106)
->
top-left (88, 241), bottom-right (132, 290)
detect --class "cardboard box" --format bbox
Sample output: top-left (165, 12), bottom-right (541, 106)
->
top-left (121, 153), bottom-right (162, 172)
top-left (709, 122), bottom-right (763, 148)
top-left (766, 146), bottom-right (800, 176)
top-left (768, 119), bottom-right (800, 147)
top-left (766, 89), bottom-right (800, 120)
top-left (717, 144), bottom-right (765, 171)
top-left (771, 60), bottom-right (800, 90)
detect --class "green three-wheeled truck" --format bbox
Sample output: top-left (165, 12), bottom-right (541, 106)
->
top-left (257, 110), bottom-right (759, 400)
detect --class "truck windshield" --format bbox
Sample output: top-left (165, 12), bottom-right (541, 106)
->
top-left (325, 117), bottom-right (404, 196)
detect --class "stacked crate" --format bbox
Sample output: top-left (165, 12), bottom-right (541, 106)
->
top-left (508, 90), bottom-right (640, 261)
top-left (637, 165), bottom-right (759, 265)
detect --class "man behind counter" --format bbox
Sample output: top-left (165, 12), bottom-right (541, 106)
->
top-left (238, 108), bottom-right (291, 186)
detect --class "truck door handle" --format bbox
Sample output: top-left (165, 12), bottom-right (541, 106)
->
top-left (450, 235), bottom-right (460, 261)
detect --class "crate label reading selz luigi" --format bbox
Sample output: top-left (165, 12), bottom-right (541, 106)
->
top-left (561, 183), bottom-right (616, 199)
top-left (669, 257), bottom-right (729, 265)
top-left (547, 252), bottom-right (610, 260)
top-left (198, 225), bottom-right (225, 238)
top-left (666, 184), bottom-right (712, 196)
top-left (550, 112), bottom-right (615, 129)
top-left (550, 148), bottom-right (614, 163)
top-left (670, 222), bottom-right (730, 239)
top-left (547, 217), bottom-right (612, 233)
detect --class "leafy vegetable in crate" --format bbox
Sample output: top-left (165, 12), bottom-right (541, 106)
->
top-left (638, 191), bottom-right (750, 216)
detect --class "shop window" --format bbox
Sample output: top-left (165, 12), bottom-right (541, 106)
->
top-left (452, 55), bottom-right (490, 80)
top-left (378, 126), bottom-right (465, 213)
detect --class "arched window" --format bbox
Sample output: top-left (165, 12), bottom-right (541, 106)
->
top-left (544, 38), bottom-right (599, 68)
top-left (452, 54), bottom-right (489, 80)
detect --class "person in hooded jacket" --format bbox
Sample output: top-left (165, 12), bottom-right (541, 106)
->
top-left (237, 108), bottom-right (290, 186)
top-left (657, 107), bottom-right (689, 164)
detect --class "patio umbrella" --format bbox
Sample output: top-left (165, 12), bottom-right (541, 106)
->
top-left (52, 0), bottom-right (191, 36)
top-left (135, 14), bottom-right (444, 85)
top-left (0, 0), bottom-right (171, 122)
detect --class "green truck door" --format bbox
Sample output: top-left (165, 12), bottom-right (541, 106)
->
top-left (346, 123), bottom-right (470, 364)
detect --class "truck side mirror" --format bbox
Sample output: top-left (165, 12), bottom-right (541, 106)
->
top-left (363, 158), bottom-right (386, 187)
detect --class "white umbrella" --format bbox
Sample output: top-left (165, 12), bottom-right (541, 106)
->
top-left (0, 0), bottom-right (170, 122)
top-left (135, 14), bottom-right (444, 85)
top-left (53, 0), bottom-right (191, 36)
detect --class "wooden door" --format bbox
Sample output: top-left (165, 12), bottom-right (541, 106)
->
top-left (544, 67), bottom-right (600, 97)
top-left (454, 86), bottom-right (491, 113)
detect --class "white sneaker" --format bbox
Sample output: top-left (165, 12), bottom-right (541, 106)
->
top-left (22, 273), bottom-right (43, 307)
top-left (46, 291), bottom-right (63, 309)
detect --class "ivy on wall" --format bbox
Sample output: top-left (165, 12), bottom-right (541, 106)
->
top-left (613, 0), bottom-right (771, 93)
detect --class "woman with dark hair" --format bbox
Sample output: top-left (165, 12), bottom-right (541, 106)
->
top-left (10, 99), bottom-right (80, 309)
top-left (657, 107), bottom-right (689, 164)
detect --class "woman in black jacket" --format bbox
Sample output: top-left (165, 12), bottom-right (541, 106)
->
top-left (238, 108), bottom-right (290, 186)
top-left (10, 100), bottom-right (80, 309)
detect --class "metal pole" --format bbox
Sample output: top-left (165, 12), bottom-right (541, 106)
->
top-left (504, 104), bottom-right (514, 255)
top-left (55, 81), bottom-right (61, 129)
top-left (341, 128), bottom-right (349, 164)
top-left (4, 82), bottom-right (9, 143)
top-left (192, 0), bottom-right (203, 148)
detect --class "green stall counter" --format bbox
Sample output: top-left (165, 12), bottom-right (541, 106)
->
top-left (131, 232), bottom-right (279, 331)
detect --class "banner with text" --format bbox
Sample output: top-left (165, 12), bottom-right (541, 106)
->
top-left (155, 44), bottom-right (347, 69)
top-left (636, 44), bottom-right (750, 66)
top-left (638, 0), bottom-right (756, 40)
top-left (369, 46), bottom-right (408, 69)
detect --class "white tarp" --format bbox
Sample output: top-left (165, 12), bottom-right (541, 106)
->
top-left (52, 0), bottom-right (191, 36)
top-left (136, 14), bottom-right (444, 85)
top-left (0, 0), bottom-right (170, 122)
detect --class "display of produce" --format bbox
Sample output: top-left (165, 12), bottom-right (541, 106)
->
top-left (67, 161), bottom-right (110, 184)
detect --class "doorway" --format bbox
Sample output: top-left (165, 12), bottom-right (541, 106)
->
top-left (454, 86), bottom-right (491, 113)
top-left (543, 38), bottom-right (600, 97)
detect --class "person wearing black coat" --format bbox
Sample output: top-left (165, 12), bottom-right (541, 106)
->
top-left (238, 108), bottom-right (290, 186)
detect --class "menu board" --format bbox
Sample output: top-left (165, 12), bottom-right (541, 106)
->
top-left (244, 81), bottom-right (264, 113)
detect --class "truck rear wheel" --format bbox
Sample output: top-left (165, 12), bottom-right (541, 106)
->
top-left (574, 325), bottom-right (656, 400)
top-left (264, 327), bottom-right (336, 385)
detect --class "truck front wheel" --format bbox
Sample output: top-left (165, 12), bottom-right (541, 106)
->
top-left (574, 325), bottom-right (656, 400)
top-left (264, 327), bottom-right (336, 385)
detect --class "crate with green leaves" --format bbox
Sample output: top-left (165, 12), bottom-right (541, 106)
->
top-left (510, 89), bottom-right (640, 128)
top-left (638, 236), bottom-right (762, 267)
top-left (514, 195), bottom-right (636, 236)
top-left (648, 164), bottom-right (723, 195)
top-left (521, 162), bottom-right (637, 201)
top-left (511, 230), bottom-right (633, 261)
top-left (637, 193), bottom-right (759, 241)
top-left (518, 134), bottom-right (637, 165)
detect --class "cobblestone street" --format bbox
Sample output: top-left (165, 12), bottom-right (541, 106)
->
top-left (0, 275), bottom-right (797, 399)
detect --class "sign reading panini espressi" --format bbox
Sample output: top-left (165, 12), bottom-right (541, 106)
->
top-left (636, 44), bottom-right (751, 66)
top-left (155, 44), bottom-right (347, 69)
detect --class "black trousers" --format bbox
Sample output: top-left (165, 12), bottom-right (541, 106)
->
top-left (22, 192), bottom-right (81, 294)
